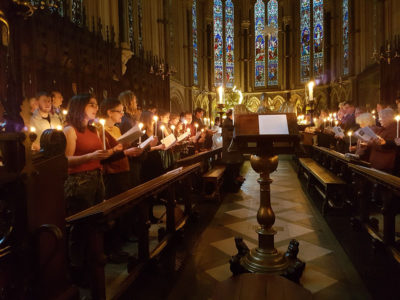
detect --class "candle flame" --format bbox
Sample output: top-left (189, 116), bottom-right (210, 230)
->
top-left (153, 115), bottom-right (158, 121)
top-left (30, 126), bottom-right (36, 133)
top-left (99, 119), bottom-right (105, 126)
top-left (62, 109), bottom-right (68, 115)
top-left (56, 125), bottom-right (63, 131)
top-left (138, 122), bottom-right (144, 129)
top-left (395, 115), bottom-right (400, 122)
top-left (347, 131), bottom-right (353, 137)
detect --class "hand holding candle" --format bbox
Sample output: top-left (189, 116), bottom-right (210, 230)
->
top-left (99, 119), bottom-right (106, 150)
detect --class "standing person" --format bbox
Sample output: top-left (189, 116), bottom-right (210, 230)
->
top-left (51, 91), bottom-right (65, 124)
top-left (192, 107), bottom-right (205, 129)
top-left (118, 90), bottom-right (143, 187)
top-left (63, 94), bottom-right (112, 282)
top-left (30, 92), bottom-right (62, 150)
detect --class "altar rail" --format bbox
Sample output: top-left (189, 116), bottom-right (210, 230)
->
top-left (66, 163), bottom-right (201, 300)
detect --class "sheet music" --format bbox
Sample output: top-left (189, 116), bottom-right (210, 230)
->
top-left (117, 125), bottom-right (142, 144)
top-left (354, 126), bottom-right (378, 142)
top-left (177, 131), bottom-right (190, 142)
top-left (161, 133), bottom-right (176, 150)
top-left (333, 126), bottom-right (345, 138)
top-left (139, 135), bottom-right (154, 149)
top-left (258, 115), bottom-right (289, 135)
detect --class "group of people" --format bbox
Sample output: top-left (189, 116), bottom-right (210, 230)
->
top-left (10, 90), bottom-right (229, 279)
top-left (312, 101), bottom-right (400, 174)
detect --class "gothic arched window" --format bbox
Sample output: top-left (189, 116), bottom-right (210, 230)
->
top-left (343, 0), bottom-right (349, 75)
top-left (193, 0), bottom-right (199, 85)
top-left (213, 0), bottom-right (234, 88)
top-left (255, 0), bottom-right (266, 87)
top-left (300, 0), bottom-right (324, 83)
top-left (255, 0), bottom-right (279, 88)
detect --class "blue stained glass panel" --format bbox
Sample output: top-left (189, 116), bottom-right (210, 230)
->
top-left (313, 0), bottom-right (324, 79)
top-left (267, 0), bottom-right (279, 86)
top-left (225, 0), bottom-right (234, 88)
top-left (343, 0), bottom-right (349, 75)
top-left (255, 0), bottom-right (266, 87)
top-left (300, 0), bottom-right (310, 82)
top-left (193, 0), bottom-right (199, 85)
top-left (214, 0), bottom-right (223, 86)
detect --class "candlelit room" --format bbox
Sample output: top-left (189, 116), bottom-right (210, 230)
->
top-left (1, 1), bottom-right (400, 299)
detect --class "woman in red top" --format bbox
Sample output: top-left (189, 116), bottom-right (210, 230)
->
top-left (63, 94), bottom-right (113, 280)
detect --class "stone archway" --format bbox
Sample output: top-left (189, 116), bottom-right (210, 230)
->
top-left (170, 87), bottom-right (185, 113)
top-left (246, 96), bottom-right (260, 112)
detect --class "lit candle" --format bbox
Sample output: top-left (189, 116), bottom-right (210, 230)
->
top-left (307, 81), bottom-right (315, 101)
top-left (217, 86), bottom-right (224, 104)
top-left (335, 120), bottom-right (339, 127)
top-left (30, 126), bottom-right (36, 133)
top-left (211, 121), bottom-right (214, 127)
top-left (170, 125), bottom-right (176, 135)
top-left (138, 122), bottom-right (144, 144)
top-left (348, 131), bottom-right (353, 146)
top-left (395, 115), bottom-right (400, 138)
top-left (56, 125), bottom-right (63, 131)
top-left (160, 125), bottom-right (165, 140)
top-left (99, 119), bottom-right (106, 150)
top-left (153, 115), bottom-right (158, 137)
top-left (313, 118), bottom-right (317, 125)
top-left (62, 109), bottom-right (68, 116)
top-left (232, 108), bottom-right (235, 125)
top-left (183, 119), bottom-right (187, 131)
top-left (194, 123), bottom-right (199, 135)
top-left (323, 118), bottom-right (327, 127)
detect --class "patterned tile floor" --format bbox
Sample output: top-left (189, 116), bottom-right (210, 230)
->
top-left (167, 157), bottom-right (371, 300)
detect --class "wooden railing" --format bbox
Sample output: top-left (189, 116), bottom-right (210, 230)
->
top-left (66, 163), bottom-right (201, 300)
top-left (175, 147), bottom-right (222, 169)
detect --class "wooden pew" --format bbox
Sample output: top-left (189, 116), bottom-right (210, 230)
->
top-left (298, 157), bottom-right (345, 215)
top-left (175, 147), bottom-right (222, 170)
top-left (349, 164), bottom-right (400, 263)
top-left (66, 163), bottom-right (200, 300)
top-left (202, 165), bottom-right (226, 201)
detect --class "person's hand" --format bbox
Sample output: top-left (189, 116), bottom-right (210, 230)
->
top-left (395, 137), bottom-right (400, 146)
top-left (124, 147), bottom-right (143, 157)
top-left (31, 142), bottom-right (40, 151)
top-left (150, 136), bottom-right (159, 147)
top-left (90, 150), bottom-right (112, 160)
top-left (113, 143), bottom-right (123, 152)
top-left (153, 144), bottom-right (166, 151)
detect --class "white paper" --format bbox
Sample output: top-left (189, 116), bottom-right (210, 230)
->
top-left (161, 133), bottom-right (176, 150)
top-left (139, 135), bottom-right (154, 149)
top-left (354, 126), bottom-right (378, 142)
top-left (177, 131), bottom-right (190, 142)
top-left (117, 125), bottom-right (142, 144)
top-left (258, 115), bottom-right (289, 135)
top-left (333, 126), bottom-right (345, 138)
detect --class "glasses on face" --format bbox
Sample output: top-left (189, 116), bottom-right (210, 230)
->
top-left (111, 110), bottom-right (124, 114)
top-left (88, 102), bottom-right (98, 108)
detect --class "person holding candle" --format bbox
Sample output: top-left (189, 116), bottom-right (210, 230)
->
top-left (349, 112), bottom-right (376, 159)
top-left (192, 107), bottom-right (205, 130)
top-left (63, 94), bottom-right (113, 282)
top-left (367, 108), bottom-right (398, 173)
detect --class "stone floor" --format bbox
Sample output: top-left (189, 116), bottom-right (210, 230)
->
top-left (121, 157), bottom-right (373, 299)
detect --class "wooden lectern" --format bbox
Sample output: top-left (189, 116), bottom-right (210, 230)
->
top-left (229, 113), bottom-right (305, 283)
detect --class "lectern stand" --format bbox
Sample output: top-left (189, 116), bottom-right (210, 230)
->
top-left (229, 113), bottom-right (305, 283)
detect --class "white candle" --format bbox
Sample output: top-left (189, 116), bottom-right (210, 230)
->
top-left (307, 81), bottom-right (315, 101)
top-left (99, 119), bottom-right (106, 150)
top-left (194, 123), bottom-right (198, 135)
top-left (138, 123), bottom-right (144, 143)
top-left (171, 125), bottom-right (176, 135)
top-left (217, 86), bottom-right (224, 104)
top-left (183, 119), bottom-right (187, 131)
top-left (348, 131), bottom-right (352, 147)
top-left (232, 108), bottom-right (235, 125)
top-left (62, 109), bottom-right (68, 116)
top-left (395, 115), bottom-right (400, 138)
top-left (56, 125), bottom-right (63, 131)
top-left (160, 125), bottom-right (165, 140)
top-left (153, 115), bottom-right (158, 137)
top-left (30, 126), bottom-right (36, 133)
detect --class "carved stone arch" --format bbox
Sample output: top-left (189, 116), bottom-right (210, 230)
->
top-left (314, 91), bottom-right (328, 113)
top-left (330, 88), bottom-right (340, 110)
top-left (272, 95), bottom-right (285, 111)
top-left (289, 93), bottom-right (304, 114)
top-left (246, 96), bottom-right (260, 112)
top-left (199, 95), bottom-right (209, 114)
top-left (170, 87), bottom-right (185, 113)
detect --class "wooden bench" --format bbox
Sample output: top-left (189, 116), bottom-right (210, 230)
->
top-left (298, 157), bottom-right (345, 215)
top-left (202, 165), bottom-right (226, 201)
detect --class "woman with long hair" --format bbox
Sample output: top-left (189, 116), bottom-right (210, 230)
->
top-left (63, 94), bottom-right (113, 283)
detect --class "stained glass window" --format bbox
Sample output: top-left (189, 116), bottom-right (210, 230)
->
top-left (267, 0), bottom-right (278, 86)
top-left (192, 0), bottom-right (199, 85)
top-left (225, 0), bottom-right (234, 88)
top-left (138, 0), bottom-right (143, 52)
top-left (255, 0), bottom-right (266, 87)
top-left (313, 0), bottom-right (324, 79)
top-left (300, 0), bottom-right (311, 82)
top-left (128, 0), bottom-right (135, 52)
top-left (213, 0), bottom-right (224, 87)
top-left (343, 0), bottom-right (349, 75)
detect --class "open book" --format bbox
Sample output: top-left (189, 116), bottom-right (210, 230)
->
top-left (354, 126), bottom-right (378, 142)
top-left (117, 125), bottom-right (142, 145)
top-left (332, 126), bottom-right (345, 138)
top-left (139, 135), bottom-right (154, 149)
top-left (161, 133), bottom-right (177, 150)
top-left (177, 131), bottom-right (190, 142)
